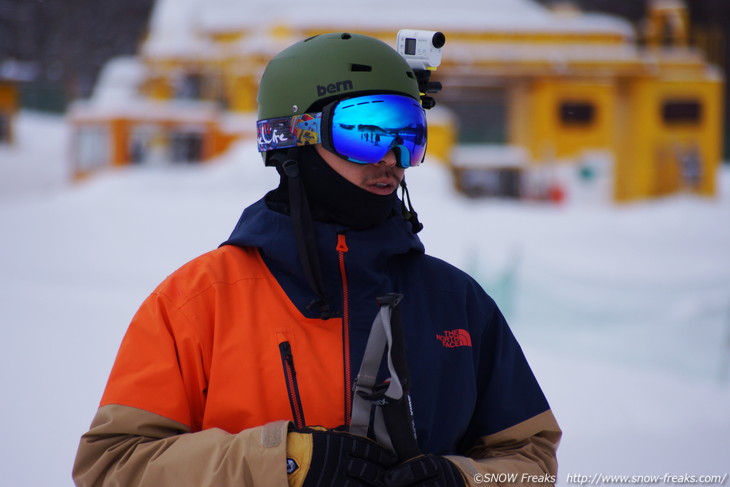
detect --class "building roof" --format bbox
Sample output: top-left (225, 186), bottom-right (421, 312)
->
top-left (142, 0), bottom-right (636, 59)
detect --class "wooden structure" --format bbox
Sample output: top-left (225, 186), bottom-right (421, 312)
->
top-left (0, 79), bottom-right (18, 144)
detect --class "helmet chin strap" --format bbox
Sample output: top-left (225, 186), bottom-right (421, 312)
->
top-left (399, 178), bottom-right (423, 234)
top-left (271, 149), bottom-right (332, 319)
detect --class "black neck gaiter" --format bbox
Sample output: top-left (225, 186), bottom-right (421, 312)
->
top-left (266, 147), bottom-right (397, 230)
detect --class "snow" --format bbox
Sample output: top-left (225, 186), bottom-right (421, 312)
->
top-left (2, 110), bottom-right (729, 486)
top-left (83, 56), bottom-right (146, 108)
top-left (67, 56), bottom-right (224, 124)
top-left (142, 0), bottom-right (635, 59)
top-left (452, 144), bottom-right (529, 168)
top-left (445, 42), bottom-right (641, 66)
top-left (69, 98), bottom-right (221, 124)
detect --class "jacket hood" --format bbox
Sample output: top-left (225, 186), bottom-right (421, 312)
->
top-left (222, 196), bottom-right (425, 320)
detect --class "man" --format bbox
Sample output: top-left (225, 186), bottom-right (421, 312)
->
top-left (73, 33), bottom-right (560, 486)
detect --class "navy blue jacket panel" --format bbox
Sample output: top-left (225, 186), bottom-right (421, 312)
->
top-left (223, 197), bottom-right (550, 456)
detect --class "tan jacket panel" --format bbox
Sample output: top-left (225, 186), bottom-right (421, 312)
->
top-left (73, 404), bottom-right (290, 487)
top-left (74, 405), bottom-right (560, 486)
top-left (447, 410), bottom-right (562, 486)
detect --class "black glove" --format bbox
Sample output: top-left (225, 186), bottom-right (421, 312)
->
top-left (287, 428), bottom-right (399, 487)
top-left (384, 455), bottom-right (466, 487)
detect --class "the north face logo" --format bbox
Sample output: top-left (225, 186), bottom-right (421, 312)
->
top-left (436, 329), bottom-right (472, 348)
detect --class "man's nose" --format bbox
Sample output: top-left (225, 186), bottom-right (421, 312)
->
top-left (378, 150), bottom-right (397, 167)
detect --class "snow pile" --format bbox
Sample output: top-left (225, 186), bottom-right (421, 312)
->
top-left (1, 112), bottom-right (729, 485)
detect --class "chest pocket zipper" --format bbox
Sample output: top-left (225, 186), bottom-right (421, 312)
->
top-left (279, 341), bottom-right (306, 429)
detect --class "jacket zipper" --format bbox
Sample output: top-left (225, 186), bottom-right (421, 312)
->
top-left (279, 341), bottom-right (306, 429)
top-left (336, 233), bottom-right (352, 425)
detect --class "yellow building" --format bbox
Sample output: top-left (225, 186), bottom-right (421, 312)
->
top-left (68, 57), bottom-right (245, 178)
top-left (69, 0), bottom-right (724, 203)
top-left (433, 0), bottom-right (723, 202)
top-left (69, 101), bottom-right (239, 178)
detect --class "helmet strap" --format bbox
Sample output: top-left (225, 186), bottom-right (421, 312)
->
top-left (271, 149), bottom-right (332, 319)
top-left (399, 178), bottom-right (423, 234)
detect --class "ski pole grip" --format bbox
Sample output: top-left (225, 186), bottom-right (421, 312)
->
top-left (383, 396), bottom-right (421, 462)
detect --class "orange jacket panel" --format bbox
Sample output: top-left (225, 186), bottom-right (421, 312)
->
top-left (101, 245), bottom-right (347, 432)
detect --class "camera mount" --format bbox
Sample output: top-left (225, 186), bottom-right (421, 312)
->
top-left (396, 30), bottom-right (446, 109)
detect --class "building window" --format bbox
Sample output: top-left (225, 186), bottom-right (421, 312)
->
top-left (559, 101), bottom-right (595, 126)
top-left (441, 87), bottom-right (507, 144)
top-left (455, 167), bottom-right (522, 198)
top-left (170, 131), bottom-right (204, 162)
top-left (129, 124), bottom-right (169, 164)
top-left (662, 100), bottom-right (702, 124)
top-left (76, 125), bottom-right (110, 172)
top-left (175, 73), bottom-right (203, 100)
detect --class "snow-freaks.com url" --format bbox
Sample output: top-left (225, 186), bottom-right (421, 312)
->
top-left (566, 473), bottom-right (728, 485)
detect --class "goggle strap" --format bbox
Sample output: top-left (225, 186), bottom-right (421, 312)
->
top-left (257, 113), bottom-right (323, 152)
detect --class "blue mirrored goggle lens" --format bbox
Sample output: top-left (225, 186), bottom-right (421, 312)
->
top-left (330, 94), bottom-right (427, 167)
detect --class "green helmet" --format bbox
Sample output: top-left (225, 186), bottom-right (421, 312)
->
top-left (257, 33), bottom-right (421, 121)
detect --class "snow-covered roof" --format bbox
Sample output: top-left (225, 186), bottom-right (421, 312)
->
top-left (444, 41), bottom-right (642, 69)
top-left (69, 98), bottom-right (221, 124)
top-left (73, 56), bottom-right (221, 122)
top-left (279, 1), bottom-right (633, 38)
top-left (142, 0), bottom-right (635, 59)
top-left (90, 57), bottom-right (146, 106)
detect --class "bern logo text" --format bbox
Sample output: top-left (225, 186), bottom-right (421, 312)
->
top-left (316, 79), bottom-right (354, 96)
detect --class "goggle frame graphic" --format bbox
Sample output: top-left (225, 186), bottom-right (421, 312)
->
top-left (257, 94), bottom-right (428, 168)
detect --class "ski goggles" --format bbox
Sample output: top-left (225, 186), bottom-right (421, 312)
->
top-left (257, 94), bottom-right (427, 168)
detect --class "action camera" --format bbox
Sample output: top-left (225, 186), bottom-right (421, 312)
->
top-left (396, 29), bottom-right (446, 71)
